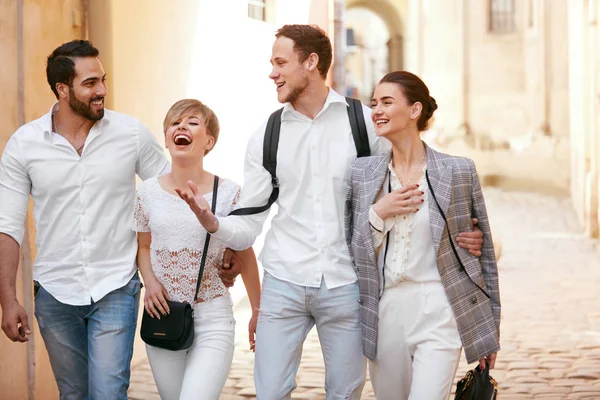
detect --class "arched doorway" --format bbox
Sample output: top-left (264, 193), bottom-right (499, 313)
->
top-left (345, 0), bottom-right (406, 103)
top-left (345, 8), bottom-right (390, 103)
top-left (346, 0), bottom-right (405, 72)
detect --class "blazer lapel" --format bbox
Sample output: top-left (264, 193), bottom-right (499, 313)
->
top-left (425, 144), bottom-right (453, 253)
top-left (367, 152), bottom-right (391, 206)
top-left (357, 152), bottom-right (391, 264)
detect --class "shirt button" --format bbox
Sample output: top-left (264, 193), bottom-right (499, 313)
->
top-left (311, 146), bottom-right (316, 151)
top-left (401, 236), bottom-right (405, 239)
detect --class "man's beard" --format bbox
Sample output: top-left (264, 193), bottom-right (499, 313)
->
top-left (282, 76), bottom-right (309, 104)
top-left (68, 86), bottom-right (104, 121)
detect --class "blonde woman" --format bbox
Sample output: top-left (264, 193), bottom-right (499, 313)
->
top-left (133, 99), bottom-right (261, 400)
top-left (347, 71), bottom-right (500, 399)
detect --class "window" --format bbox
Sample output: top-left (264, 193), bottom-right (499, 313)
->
top-left (489, 0), bottom-right (516, 34)
top-left (248, 0), bottom-right (266, 21)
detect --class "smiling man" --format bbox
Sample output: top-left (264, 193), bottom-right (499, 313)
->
top-left (0, 40), bottom-right (170, 399)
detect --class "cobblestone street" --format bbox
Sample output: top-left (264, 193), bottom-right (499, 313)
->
top-left (128, 188), bottom-right (600, 399)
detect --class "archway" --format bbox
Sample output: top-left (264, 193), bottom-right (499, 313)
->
top-left (346, 0), bottom-right (406, 71)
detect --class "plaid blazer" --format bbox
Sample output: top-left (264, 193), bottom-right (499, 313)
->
top-left (345, 143), bottom-right (501, 363)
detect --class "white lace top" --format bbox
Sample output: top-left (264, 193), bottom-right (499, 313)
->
top-left (133, 177), bottom-right (240, 304)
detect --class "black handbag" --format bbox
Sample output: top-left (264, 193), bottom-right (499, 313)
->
top-left (140, 175), bottom-right (219, 351)
top-left (454, 363), bottom-right (498, 400)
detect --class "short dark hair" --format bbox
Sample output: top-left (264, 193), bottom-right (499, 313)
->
top-left (46, 40), bottom-right (100, 99)
top-left (276, 24), bottom-right (332, 79)
top-left (379, 71), bottom-right (438, 131)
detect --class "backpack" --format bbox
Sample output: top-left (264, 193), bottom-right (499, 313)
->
top-left (229, 97), bottom-right (370, 216)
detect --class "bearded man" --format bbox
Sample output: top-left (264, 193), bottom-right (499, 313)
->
top-left (0, 40), bottom-right (170, 399)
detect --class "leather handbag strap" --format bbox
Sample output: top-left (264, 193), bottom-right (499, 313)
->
top-left (193, 175), bottom-right (219, 301)
top-left (424, 170), bottom-right (490, 299)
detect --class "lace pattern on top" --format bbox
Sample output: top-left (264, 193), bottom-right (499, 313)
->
top-left (133, 177), bottom-right (240, 303)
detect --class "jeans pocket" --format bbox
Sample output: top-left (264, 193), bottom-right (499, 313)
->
top-left (33, 282), bottom-right (42, 300)
top-left (120, 274), bottom-right (141, 297)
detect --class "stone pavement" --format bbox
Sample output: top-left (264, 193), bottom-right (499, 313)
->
top-left (128, 188), bottom-right (600, 399)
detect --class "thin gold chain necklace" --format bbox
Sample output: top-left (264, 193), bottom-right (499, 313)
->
top-left (397, 153), bottom-right (426, 186)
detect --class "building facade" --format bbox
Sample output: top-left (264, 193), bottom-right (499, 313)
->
top-left (346, 0), bottom-right (600, 236)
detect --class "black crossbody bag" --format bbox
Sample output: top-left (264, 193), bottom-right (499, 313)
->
top-left (140, 176), bottom-right (219, 351)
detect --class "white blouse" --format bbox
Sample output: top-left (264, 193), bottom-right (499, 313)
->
top-left (133, 177), bottom-right (240, 304)
top-left (369, 163), bottom-right (441, 288)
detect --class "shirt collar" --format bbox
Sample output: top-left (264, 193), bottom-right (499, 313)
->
top-left (42, 101), bottom-right (107, 141)
top-left (281, 87), bottom-right (349, 119)
top-left (42, 102), bottom-right (59, 142)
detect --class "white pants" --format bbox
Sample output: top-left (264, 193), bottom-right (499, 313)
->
top-left (145, 295), bottom-right (235, 400)
top-left (369, 281), bottom-right (462, 400)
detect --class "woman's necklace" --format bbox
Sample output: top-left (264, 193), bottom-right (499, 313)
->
top-left (398, 153), bottom-right (427, 186)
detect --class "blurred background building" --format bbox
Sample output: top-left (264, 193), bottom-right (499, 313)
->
top-left (0, 0), bottom-right (598, 398)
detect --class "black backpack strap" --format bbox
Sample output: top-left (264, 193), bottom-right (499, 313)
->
top-left (345, 97), bottom-right (371, 158)
top-left (229, 108), bottom-right (283, 216)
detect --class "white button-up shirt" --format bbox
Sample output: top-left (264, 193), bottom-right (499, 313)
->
top-left (0, 103), bottom-right (169, 305)
top-left (369, 163), bottom-right (441, 288)
top-left (213, 89), bottom-right (390, 289)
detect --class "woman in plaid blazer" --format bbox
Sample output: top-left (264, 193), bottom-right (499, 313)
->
top-left (345, 71), bottom-right (500, 399)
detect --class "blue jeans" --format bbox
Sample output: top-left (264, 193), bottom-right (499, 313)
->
top-left (254, 273), bottom-right (366, 400)
top-left (34, 274), bottom-right (141, 400)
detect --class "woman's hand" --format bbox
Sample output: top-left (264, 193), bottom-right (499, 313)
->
top-left (248, 311), bottom-right (258, 352)
top-left (479, 352), bottom-right (497, 370)
top-left (175, 180), bottom-right (219, 233)
top-left (143, 276), bottom-right (170, 319)
top-left (372, 184), bottom-right (423, 220)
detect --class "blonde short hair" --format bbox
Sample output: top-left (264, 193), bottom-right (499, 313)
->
top-left (163, 99), bottom-right (220, 154)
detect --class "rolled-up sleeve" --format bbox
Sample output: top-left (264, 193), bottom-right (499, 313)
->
top-left (212, 123), bottom-right (272, 250)
top-left (0, 136), bottom-right (31, 245)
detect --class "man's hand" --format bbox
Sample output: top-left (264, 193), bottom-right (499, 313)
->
top-left (175, 181), bottom-right (219, 233)
top-left (1, 299), bottom-right (31, 342)
top-left (218, 248), bottom-right (243, 288)
top-left (457, 218), bottom-right (484, 257)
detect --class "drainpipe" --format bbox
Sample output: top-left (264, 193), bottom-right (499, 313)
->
top-left (332, 0), bottom-right (346, 95)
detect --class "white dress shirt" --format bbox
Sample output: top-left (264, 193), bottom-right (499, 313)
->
top-left (369, 163), bottom-right (441, 288)
top-left (213, 89), bottom-right (390, 289)
top-left (0, 103), bottom-right (169, 305)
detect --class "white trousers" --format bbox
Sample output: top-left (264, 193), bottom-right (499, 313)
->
top-left (369, 281), bottom-right (462, 400)
top-left (145, 295), bottom-right (235, 400)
